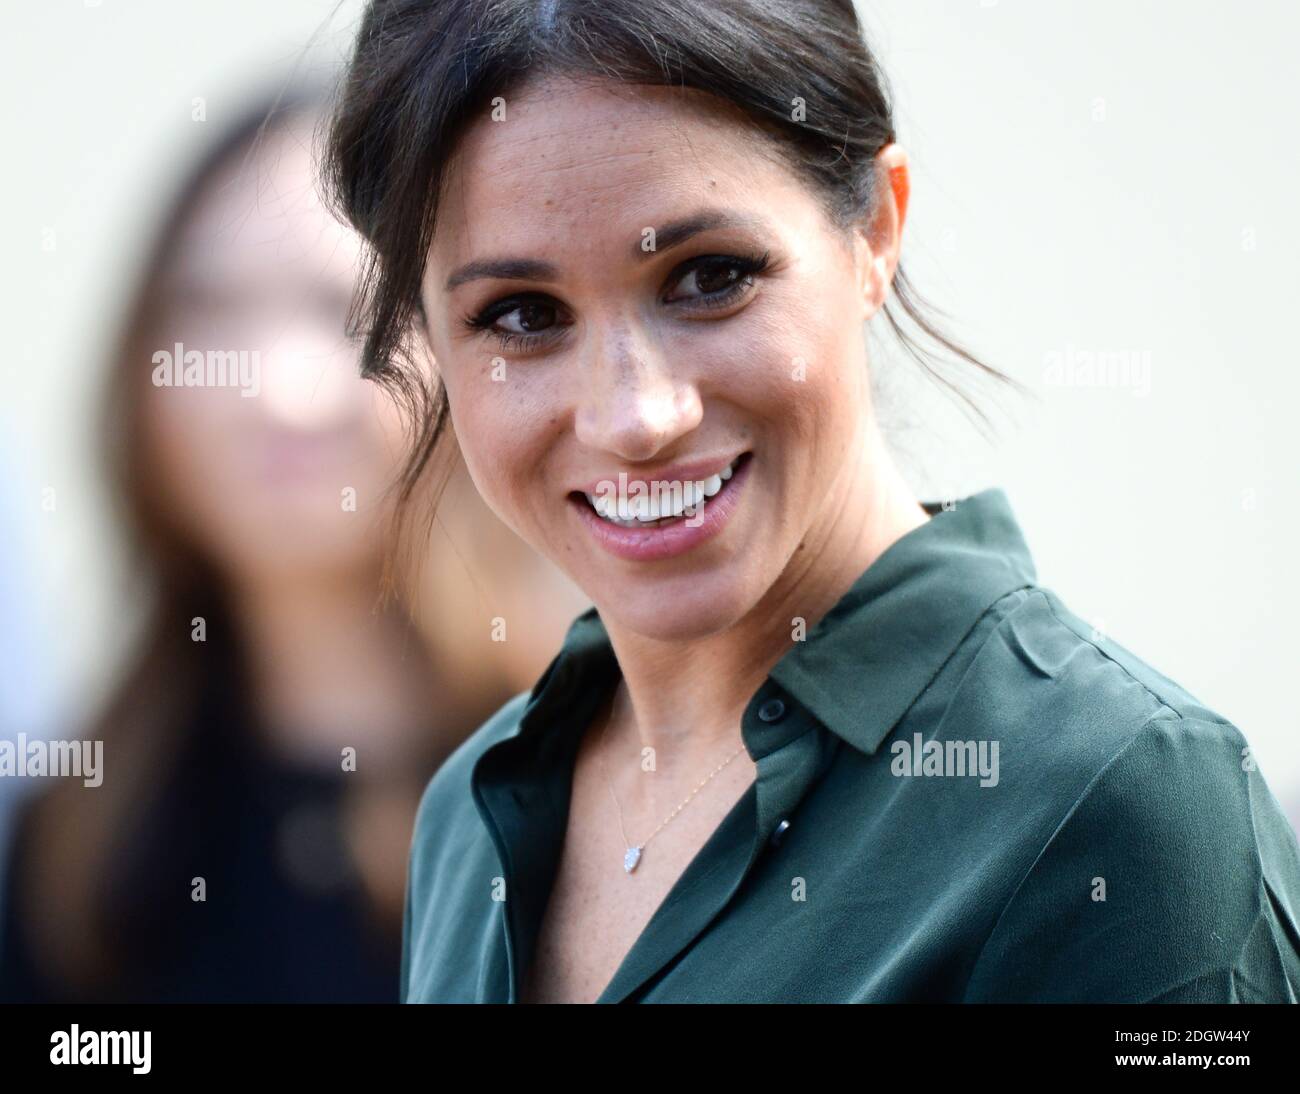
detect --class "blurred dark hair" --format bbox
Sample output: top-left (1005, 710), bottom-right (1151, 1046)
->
top-left (323, 0), bottom-right (1021, 561)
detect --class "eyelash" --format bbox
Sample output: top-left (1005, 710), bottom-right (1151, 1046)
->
top-left (469, 323), bottom-right (551, 354)
top-left (463, 297), bottom-right (561, 353)
top-left (464, 250), bottom-right (771, 352)
top-left (663, 250), bottom-right (770, 309)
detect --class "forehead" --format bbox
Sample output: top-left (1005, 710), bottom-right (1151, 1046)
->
top-left (167, 120), bottom-right (361, 293)
top-left (431, 76), bottom-right (800, 264)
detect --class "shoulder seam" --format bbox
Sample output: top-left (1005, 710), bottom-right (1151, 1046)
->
top-left (932, 584), bottom-right (1037, 699)
top-left (1035, 588), bottom-right (1183, 723)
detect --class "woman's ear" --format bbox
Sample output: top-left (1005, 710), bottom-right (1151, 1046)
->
top-left (856, 143), bottom-right (910, 320)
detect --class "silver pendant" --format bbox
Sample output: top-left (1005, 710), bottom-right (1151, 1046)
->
top-left (623, 846), bottom-right (643, 873)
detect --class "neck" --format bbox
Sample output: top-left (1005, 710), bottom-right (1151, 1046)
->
top-left (600, 420), bottom-right (927, 775)
top-left (229, 568), bottom-right (436, 772)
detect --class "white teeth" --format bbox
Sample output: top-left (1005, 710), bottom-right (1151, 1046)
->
top-left (583, 455), bottom-right (743, 527)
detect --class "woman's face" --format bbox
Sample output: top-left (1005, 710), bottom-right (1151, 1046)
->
top-left (144, 118), bottom-right (405, 583)
top-left (423, 76), bottom-right (890, 641)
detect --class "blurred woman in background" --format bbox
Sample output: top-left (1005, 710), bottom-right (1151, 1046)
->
top-left (0, 86), bottom-right (586, 1002)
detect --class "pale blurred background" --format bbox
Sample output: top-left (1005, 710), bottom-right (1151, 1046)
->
top-left (2, 0), bottom-right (1297, 853)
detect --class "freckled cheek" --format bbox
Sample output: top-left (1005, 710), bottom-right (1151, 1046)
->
top-left (668, 320), bottom-right (800, 415)
top-left (677, 308), bottom-right (844, 434)
top-left (443, 373), bottom-right (560, 541)
top-left (689, 300), bottom-right (866, 499)
top-left (762, 287), bottom-right (868, 413)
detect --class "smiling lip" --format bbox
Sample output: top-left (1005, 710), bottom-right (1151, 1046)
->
top-left (570, 452), bottom-right (752, 562)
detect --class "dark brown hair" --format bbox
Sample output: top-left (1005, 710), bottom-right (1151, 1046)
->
top-left (323, 0), bottom-right (1019, 550)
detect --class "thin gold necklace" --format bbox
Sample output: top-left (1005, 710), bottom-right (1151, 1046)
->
top-left (595, 689), bottom-right (747, 875)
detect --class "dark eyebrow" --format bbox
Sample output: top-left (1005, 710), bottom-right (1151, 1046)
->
top-left (444, 257), bottom-right (559, 291)
top-left (443, 210), bottom-right (767, 290)
top-left (634, 210), bottom-right (768, 259)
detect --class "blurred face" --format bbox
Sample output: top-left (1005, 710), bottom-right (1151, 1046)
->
top-left (144, 117), bottom-right (405, 582)
top-left (422, 76), bottom-right (887, 642)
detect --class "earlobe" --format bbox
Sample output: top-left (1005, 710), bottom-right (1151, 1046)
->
top-left (863, 252), bottom-right (890, 318)
top-left (873, 252), bottom-right (890, 299)
top-left (854, 229), bottom-right (890, 318)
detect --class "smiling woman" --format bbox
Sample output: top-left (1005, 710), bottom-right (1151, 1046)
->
top-left (321, 0), bottom-right (1300, 1004)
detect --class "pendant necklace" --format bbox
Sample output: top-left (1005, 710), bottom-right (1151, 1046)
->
top-left (595, 689), bottom-right (747, 875)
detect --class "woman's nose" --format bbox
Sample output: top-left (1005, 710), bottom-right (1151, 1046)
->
top-left (572, 321), bottom-right (703, 460)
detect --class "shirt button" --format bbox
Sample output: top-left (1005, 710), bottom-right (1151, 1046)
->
top-left (770, 819), bottom-right (791, 847)
top-left (757, 698), bottom-right (786, 723)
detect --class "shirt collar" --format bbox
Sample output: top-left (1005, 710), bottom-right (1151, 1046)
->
top-left (517, 488), bottom-right (1036, 755)
top-left (769, 487), bottom-right (1036, 754)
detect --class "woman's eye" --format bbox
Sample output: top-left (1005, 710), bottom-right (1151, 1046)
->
top-left (467, 295), bottom-right (567, 349)
top-left (662, 253), bottom-right (768, 306)
top-left (666, 261), bottom-right (742, 301)
top-left (494, 299), bottom-right (557, 334)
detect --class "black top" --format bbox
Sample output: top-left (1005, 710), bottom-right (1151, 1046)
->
top-left (0, 669), bottom-right (405, 1003)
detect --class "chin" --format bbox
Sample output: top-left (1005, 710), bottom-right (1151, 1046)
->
top-left (594, 567), bottom-right (763, 644)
